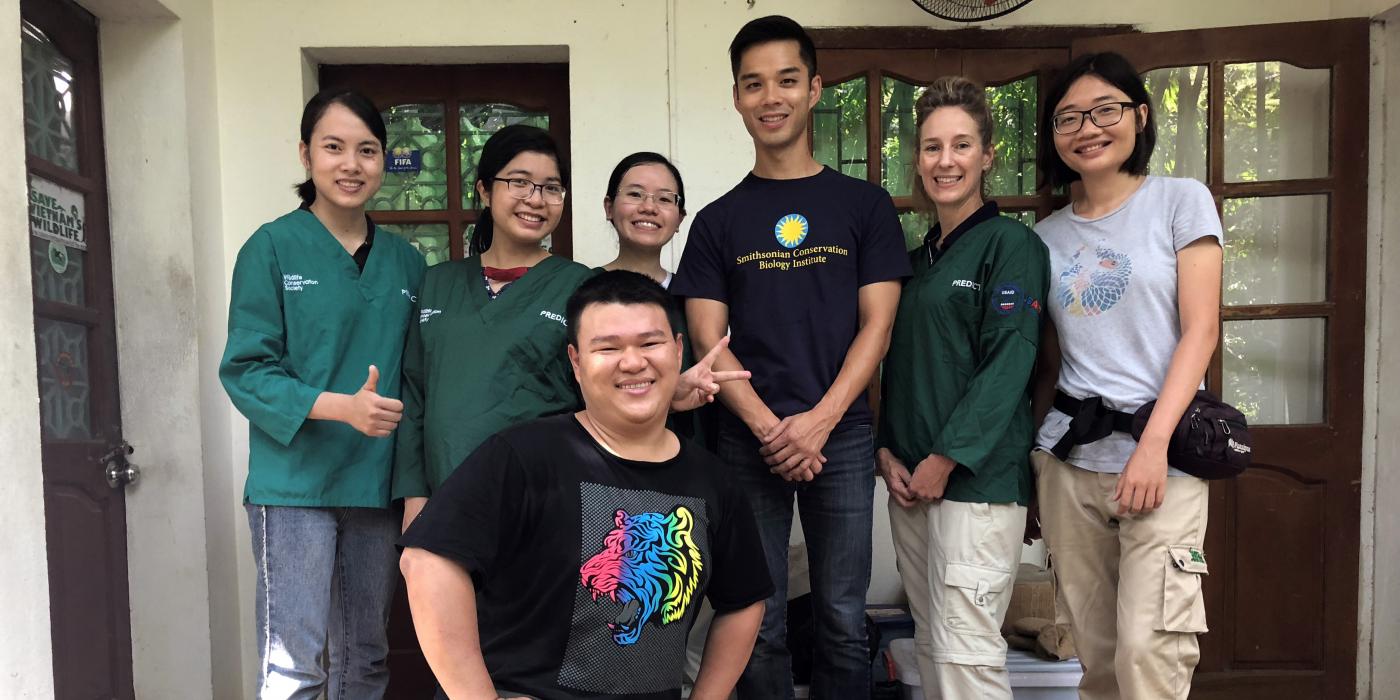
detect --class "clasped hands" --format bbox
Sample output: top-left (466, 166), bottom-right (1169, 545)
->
top-left (876, 447), bottom-right (957, 507)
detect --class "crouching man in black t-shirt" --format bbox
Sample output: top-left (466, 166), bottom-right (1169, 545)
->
top-left (400, 270), bottom-right (774, 700)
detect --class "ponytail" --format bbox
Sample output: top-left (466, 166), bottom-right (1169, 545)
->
top-left (470, 207), bottom-right (495, 256)
top-left (295, 178), bottom-right (317, 207)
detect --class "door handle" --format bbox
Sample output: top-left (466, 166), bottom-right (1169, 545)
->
top-left (98, 441), bottom-right (140, 489)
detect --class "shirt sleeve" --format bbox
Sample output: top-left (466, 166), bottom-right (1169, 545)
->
top-left (1171, 178), bottom-right (1224, 251)
top-left (398, 435), bottom-right (526, 585)
top-left (857, 190), bottom-right (914, 287)
top-left (392, 298), bottom-right (430, 500)
top-left (705, 482), bottom-right (775, 613)
top-left (935, 230), bottom-right (1050, 474)
top-left (218, 229), bottom-right (323, 446)
top-left (671, 212), bottom-right (728, 303)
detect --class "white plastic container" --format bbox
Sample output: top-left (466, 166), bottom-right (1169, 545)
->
top-left (887, 638), bottom-right (1083, 699)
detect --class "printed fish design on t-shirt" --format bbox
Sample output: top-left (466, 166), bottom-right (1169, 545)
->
top-left (1057, 245), bottom-right (1133, 317)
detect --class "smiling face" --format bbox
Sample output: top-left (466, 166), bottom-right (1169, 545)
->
top-left (732, 40), bottom-right (822, 155)
top-left (1051, 74), bottom-right (1149, 181)
top-left (917, 106), bottom-right (993, 215)
top-left (298, 102), bottom-right (384, 213)
top-left (568, 302), bottom-right (681, 431)
top-left (476, 150), bottom-right (564, 248)
top-left (604, 163), bottom-right (685, 253)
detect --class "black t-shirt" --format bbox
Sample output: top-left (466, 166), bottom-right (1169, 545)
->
top-left (400, 414), bottom-right (773, 699)
top-left (671, 167), bottom-right (911, 428)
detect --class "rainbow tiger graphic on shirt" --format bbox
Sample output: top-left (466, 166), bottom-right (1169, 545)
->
top-left (579, 505), bottom-right (703, 646)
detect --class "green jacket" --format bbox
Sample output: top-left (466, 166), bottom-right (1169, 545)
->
top-left (878, 206), bottom-right (1048, 506)
top-left (220, 208), bottom-right (425, 507)
top-left (393, 255), bottom-right (596, 498)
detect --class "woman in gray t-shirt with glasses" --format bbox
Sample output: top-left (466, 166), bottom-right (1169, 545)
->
top-left (1029, 52), bottom-right (1223, 700)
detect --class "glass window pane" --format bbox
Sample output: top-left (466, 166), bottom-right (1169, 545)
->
top-left (898, 211), bottom-right (928, 251)
top-left (986, 76), bottom-right (1038, 197)
top-left (1143, 65), bottom-right (1208, 183)
top-left (881, 77), bottom-right (921, 197)
top-left (813, 77), bottom-right (868, 180)
top-left (380, 223), bottom-right (450, 267)
top-left (31, 238), bottom-right (84, 305)
top-left (20, 21), bottom-right (78, 171)
top-left (35, 318), bottom-right (91, 439)
top-left (1225, 62), bottom-right (1330, 182)
top-left (368, 104), bottom-right (447, 212)
top-left (461, 104), bottom-right (549, 209)
top-left (1223, 195), bottom-right (1327, 305)
top-left (1223, 317), bottom-right (1325, 424)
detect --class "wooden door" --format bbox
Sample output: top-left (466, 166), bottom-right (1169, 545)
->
top-left (20, 0), bottom-right (136, 698)
top-left (320, 62), bottom-right (572, 697)
top-left (1074, 19), bottom-right (1369, 699)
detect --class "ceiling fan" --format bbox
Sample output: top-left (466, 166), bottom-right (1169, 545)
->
top-left (909, 0), bottom-right (1037, 22)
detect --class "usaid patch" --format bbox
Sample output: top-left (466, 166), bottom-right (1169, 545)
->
top-left (992, 282), bottom-right (1022, 315)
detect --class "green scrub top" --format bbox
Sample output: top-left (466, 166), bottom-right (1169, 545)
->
top-left (393, 255), bottom-right (597, 498)
top-left (878, 205), bottom-right (1048, 506)
top-left (220, 208), bottom-right (426, 507)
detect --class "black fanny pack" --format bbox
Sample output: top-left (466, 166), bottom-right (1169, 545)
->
top-left (1050, 389), bottom-right (1251, 480)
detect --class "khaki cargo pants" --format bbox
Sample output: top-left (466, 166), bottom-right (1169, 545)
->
top-left (889, 497), bottom-right (1028, 699)
top-left (1032, 450), bottom-right (1210, 700)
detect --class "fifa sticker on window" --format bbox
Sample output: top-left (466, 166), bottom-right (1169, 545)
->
top-left (992, 283), bottom-right (1022, 315)
top-left (387, 147), bottom-right (422, 174)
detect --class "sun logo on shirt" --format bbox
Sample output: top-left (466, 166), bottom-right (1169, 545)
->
top-left (774, 214), bottom-right (809, 249)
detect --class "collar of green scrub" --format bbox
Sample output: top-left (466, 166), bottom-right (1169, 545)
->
top-left (925, 200), bottom-right (999, 268)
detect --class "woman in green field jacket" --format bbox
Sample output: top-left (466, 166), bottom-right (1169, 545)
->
top-left (875, 77), bottom-right (1048, 700)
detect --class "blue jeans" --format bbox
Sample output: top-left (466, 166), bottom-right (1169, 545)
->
top-left (718, 423), bottom-right (875, 700)
top-left (246, 504), bottom-right (399, 700)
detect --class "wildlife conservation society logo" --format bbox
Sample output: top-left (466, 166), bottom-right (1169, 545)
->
top-left (774, 214), bottom-right (809, 249)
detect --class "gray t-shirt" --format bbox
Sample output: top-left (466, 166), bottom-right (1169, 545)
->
top-left (1033, 176), bottom-right (1223, 474)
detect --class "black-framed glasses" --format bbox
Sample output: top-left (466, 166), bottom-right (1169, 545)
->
top-left (616, 186), bottom-right (682, 211)
top-left (493, 177), bottom-right (567, 205)
top-left (1051, 101), bottom-right (1138, 135)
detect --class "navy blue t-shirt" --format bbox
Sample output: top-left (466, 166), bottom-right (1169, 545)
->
top-left (672, 167), bottom-right (911, 428)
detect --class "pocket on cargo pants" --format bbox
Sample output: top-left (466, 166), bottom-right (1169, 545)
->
top-left (1158, 545), bottom-right (1209, 633)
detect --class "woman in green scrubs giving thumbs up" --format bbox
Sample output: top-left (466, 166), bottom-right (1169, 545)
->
top-left (220, 88), bottom-right (426, 699)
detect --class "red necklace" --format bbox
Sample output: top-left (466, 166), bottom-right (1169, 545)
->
top-left (482, 265), bottom-right (530, 282)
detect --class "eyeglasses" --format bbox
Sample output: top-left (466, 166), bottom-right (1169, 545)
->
top-left (493, 177), bottom-right (567, 205)
top-left (616, 187), bottom-right (682, 211)
top-left (1051, 101), bottom-right (1138, 135)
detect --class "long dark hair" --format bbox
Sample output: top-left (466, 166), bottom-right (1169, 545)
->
top-left (470, 125), bottom-right (569, 257)
top-left (605, 151), bottom-right (687, 215)
top-left (1039, 52), bottom-right (1156, 188)
top-left (295, 89), bottom-right (387, 207)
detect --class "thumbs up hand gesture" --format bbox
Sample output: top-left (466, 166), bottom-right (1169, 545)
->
top-left (348, 365), bottom-right (404, 437)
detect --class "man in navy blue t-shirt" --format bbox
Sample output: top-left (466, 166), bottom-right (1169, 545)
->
top-left (671, 15), bottom-right (911, 699)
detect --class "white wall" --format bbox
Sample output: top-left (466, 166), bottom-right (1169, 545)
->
top-left (80, 0), bottom-right (228, 696)
top-left (0, 0), bottom-right (55, 695)
top-left (1364, 7), bottom-right (1400, 696)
